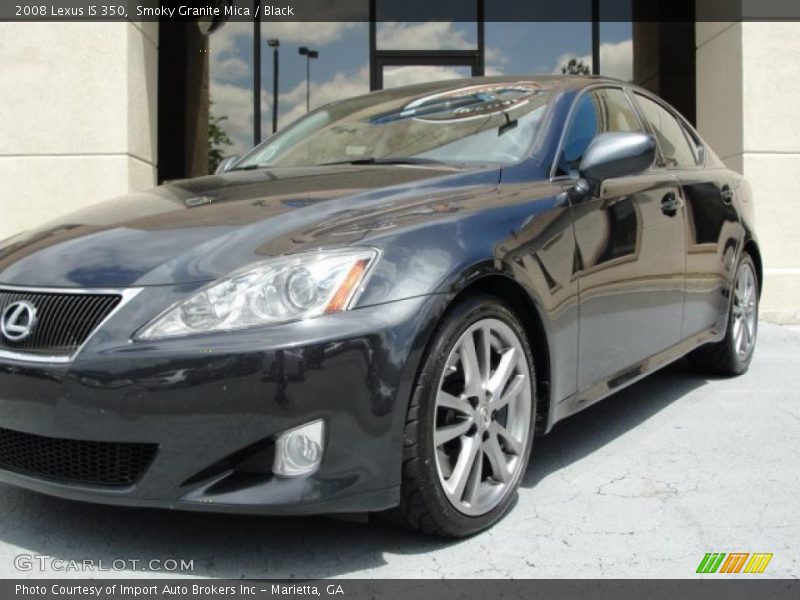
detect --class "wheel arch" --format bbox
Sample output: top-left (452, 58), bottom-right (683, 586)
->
top-left (743, 238), bottom-right (763, 298)
top-left (444, 273), bottom-right (553, 435)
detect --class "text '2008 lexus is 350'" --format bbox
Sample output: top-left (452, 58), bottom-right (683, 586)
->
top-left (0, 77), bottom-right (760, 536)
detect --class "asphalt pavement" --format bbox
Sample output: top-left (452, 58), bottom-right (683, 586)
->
top-left (0, 322), bottom-right (797, 579)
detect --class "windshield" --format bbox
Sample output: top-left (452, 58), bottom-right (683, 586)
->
top-left (235, 81), bottom-right (552, 169)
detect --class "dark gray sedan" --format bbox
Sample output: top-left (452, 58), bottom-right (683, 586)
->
top-left (0, 76), bottom-right (760, 536)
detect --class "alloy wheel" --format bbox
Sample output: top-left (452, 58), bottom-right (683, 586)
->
top-left (433, 318), bottom-right (532, 516)
top-left (731, 262), bottom-right (758, 358)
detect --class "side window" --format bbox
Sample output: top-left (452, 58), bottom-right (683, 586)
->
top-left (634, 94), bottom-right (697, 168)
top-left (681, 123), bottom-right (704, 165)
top-left (559, 88), bottom-right (643, 176)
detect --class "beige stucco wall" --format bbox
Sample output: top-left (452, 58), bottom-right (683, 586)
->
top-left (697, 21), bottom-right (800, 324)
top-left (0, 22), bottom-right (157, 241)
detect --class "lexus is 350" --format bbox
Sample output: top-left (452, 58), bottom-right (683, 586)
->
top-left (0, 77), bottom-right (760, 536)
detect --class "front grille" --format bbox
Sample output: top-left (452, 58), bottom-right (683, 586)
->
top-left (0, 427), bottom-right (157, 487)
top-left (0, 288), bottom-right (121, 356)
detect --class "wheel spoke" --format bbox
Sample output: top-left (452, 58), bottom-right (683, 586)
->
top-left (479, 325), bottom-right (492, 384)
top-left (433, 317), bottom-right (532, 516)
top-left (437, 391), bottom-right (472, 415)
top-left (732, 263), bottom-right (758, 357)
top-left (741, 316), bottom-right (753, 352)
top-left (435, 418), bottom-right (473, 447)
top-left (490, 373), bottom-right (526, 411)
top-left (464, 445), bottom-right (484, 506)
top-left (484, 434), bottom-right (511, 484)
top-left (491, 421), bottom-right (522, 456)
top-left (445, 435), bottom-right (480, 500)
top-left (459, 333), bottom-right (484, 398)
top-left (487, 347), bottom-right (516, 397)
top-left (733, 318), bottom-right (744, 352)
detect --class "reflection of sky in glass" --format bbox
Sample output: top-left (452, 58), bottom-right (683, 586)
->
top-left (209, 22), bottom-right (633, 156)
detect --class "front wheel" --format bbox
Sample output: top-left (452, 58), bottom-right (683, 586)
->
top-left (384, 296), bottom-right (536, 537)
top-left (691, 253), bottom-right (759, 376)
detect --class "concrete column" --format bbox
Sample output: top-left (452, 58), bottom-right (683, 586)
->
top-left (697, 21), bottom-right (800, 323)
top-left (633, 19), bottom-right (697, 125)
top-left (0, 22), bottom-right (158, 241)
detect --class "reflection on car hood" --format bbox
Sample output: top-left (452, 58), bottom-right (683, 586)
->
top-left (0, 164), bottom-right (499, 288)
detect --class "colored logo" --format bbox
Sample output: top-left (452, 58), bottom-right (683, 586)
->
top-left (697, 552), bottom-right (773, 574)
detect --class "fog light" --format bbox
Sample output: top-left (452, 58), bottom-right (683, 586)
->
top-left (273, 419), bottom-right (325, 477)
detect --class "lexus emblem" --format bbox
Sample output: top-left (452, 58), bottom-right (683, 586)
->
top-left (1, 301), bottom-right (37, 342)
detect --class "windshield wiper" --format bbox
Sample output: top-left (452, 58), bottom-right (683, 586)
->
top-left (317, 157), bottom-right (453, 167)
top-left (229, 164), bottom-right (265, 171)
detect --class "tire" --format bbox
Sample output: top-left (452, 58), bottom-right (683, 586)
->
top-left (690, 252), bottom-right (759, 376)
top-left (383, 295), bottom-right (537, 537)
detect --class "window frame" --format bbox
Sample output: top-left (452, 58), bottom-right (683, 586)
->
top-left (629, 89), bottom-right (706, 171)
top-left (550, 83), bottom-right (649, 182)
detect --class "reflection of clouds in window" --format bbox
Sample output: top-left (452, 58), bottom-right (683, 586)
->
top-left (238, 83), bottom-right (551, 169)
top-left (383, 66), bottom-right (473, 89)
top-left (209, 22), bottom-right (369, 155)
top-left (376, 21), bottom-right (476, 50)
top-left (552, 40), bottom-right (633, 81)
top-left (278, 68), bottom-right (370, 127)
top-left (209, 22), bottom-right (255, 154)
top-left (487, 22), bottom-right (591, 74)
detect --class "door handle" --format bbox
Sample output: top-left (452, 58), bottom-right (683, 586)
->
top-left (721, 185), bottom-right (734, 205)
top-left (660, 192), bottom-right (683, 216)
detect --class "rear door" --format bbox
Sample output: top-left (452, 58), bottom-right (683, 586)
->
top-left (631, 92), bottom-right (740, 339)
top-left (559, 87), bottom-right (687, 393)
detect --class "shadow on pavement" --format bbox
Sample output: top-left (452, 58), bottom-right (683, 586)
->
top-left (524, 359), bottom-right (708, 488)
top-left (0, 361), bottom-right (708, 579)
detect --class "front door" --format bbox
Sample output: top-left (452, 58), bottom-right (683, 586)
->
top-left (571, 173), bottom-right (687, 391)
top-left (557, 87), bottom-right (687, 393)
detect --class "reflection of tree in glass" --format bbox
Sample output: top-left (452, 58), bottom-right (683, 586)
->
top-left (561, 58), bottom-right (591, 76)
top-left (208, 103), bottom-right (233, 174)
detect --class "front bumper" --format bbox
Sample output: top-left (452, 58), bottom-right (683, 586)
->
top-left (0, 287), bottom-right (439, 514)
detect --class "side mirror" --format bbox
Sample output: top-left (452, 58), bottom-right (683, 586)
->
top-left (215, 155), bottom-right (241, 175)
top-left (578, 132), bottom-right (656, 183)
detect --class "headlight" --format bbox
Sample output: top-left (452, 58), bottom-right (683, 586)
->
top-left (136, 247), bottom-right (379, 340)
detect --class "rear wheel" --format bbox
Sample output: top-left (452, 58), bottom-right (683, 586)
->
top-left (690, 253), bottom-right (759, 376)
top-left (384, 296), bottom-right (536, 537)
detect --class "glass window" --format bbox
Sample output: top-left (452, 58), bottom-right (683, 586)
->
top-left (681, 123), bottom-right (704, 165)
top-left (376, 21), bottom-right (478, 50)
top-left (261, 23), bottom-right (369, 134)
top-left (382, 65), bottom-right (472, 89)
top-left (559, 88), bottom-right (643, 175)
top-left (485, 22), bottom-right (592, 76)
top-left (634, 94), bottom-right (697, 168)
top-left (375, 1), bottom-right (478, 50)
top-left (235, 82), bottom-right (553, 169)
top-left (598, 1), bottom-right (633, 81)
top-left (208, 23), bottom-right (255, 168)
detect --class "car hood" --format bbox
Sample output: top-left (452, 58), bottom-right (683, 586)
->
top-left (0, 165), bottom-right (500, 288)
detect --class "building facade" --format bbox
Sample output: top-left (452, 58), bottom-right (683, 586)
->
top-left (0, 15), bottom-right (797, 323)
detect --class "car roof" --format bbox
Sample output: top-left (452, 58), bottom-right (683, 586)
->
top-left (364, 75), bottom-right (630, 99)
